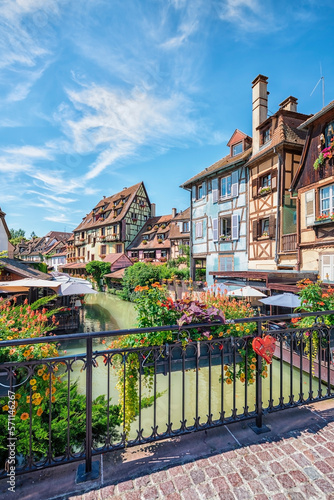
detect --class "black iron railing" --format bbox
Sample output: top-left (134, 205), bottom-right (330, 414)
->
top-left (0, 311), bottom-right (334, 481)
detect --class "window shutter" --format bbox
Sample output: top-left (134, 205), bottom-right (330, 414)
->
top-left (231, 170), bottom-right (239, 197)
top-left (192, 186), bottom-right (196, 201)
top-left (232, 214), bottom-right (239, 240)
top-left (220, 256), bottom-right (233, 271)
top-left (252, 220), bottom-right (258, 240)
top-left (212, 178), bottom-right (218, 203)
top-left (269, 214), bottom-right (276, 238)
top-left (252, 178), bottom-right (258, 198)
top-left (212, 218), bottom-right (218, 241)
top-left (305, 189), bottom-right (315, 227)
top-left (202, 181), bottom-right (206, 197)
top-left (196, 221), bottom-right (203, 238)
top-left (271, 169), bottom-right (278, 191)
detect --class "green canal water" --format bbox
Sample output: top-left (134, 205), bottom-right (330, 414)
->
top-left (60, 293), bottom-right (326, 441)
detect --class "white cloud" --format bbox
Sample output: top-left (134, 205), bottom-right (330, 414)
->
top-left (3, 146), bottom-right (53, 159)
top-left (55, 83), bottom-right (200, 179)
top-left (216, 0), bottom-right (278, 33)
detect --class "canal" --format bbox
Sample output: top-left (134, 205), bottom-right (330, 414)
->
top-left (60, 293), bottom-right (327, 441)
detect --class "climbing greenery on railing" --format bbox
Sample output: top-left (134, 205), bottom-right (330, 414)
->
top-left (0, 296), bottom-right (120, 466)
top-left (110, 283), bottom-right (269, 433)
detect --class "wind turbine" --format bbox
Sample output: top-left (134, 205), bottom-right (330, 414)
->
top-left (310, 63), bottom-right (325, 108)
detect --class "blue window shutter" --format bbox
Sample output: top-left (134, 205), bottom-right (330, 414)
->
top-left (232, 214), bottom-right (239, 240)
top-left (231, 170), bottom-right (239, 197)
top-left (212, 178), bottom-right (218, 203)
top-left (212, 218), bottom-right (218, 241)
top-left (192, 186), bottom-right (196, 201)
top-left (202, 181), bottom-right (206, 197)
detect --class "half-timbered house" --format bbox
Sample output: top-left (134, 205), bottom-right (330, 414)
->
top-left (181, 130), bottom-right (252, 285)
top-left (69, 183), bottom-right (151, 269)
top-left (290, 100), bottom-right (334, 281)
top-left (247, 75), bottom-right (310, 272)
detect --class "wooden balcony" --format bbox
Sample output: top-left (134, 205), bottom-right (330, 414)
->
top-left (281, 233), bottom-right (297, 252)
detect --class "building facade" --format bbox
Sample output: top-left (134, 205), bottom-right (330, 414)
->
top-left (291, 100), bottom-right (334, 281)
top-left (247, 75), bottom-right (310, 272)
top-left (182, 130), bottom-right (252, 285)
top-left (70, 183), bottom-right (151, 267)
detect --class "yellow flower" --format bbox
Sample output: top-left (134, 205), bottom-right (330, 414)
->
top-left (225, 371), bottom-right (231, 377)
top-left (224, 365), bottom-right (229, 371)
top-left (249, 378), bottom-right (254, 384)
top-left (245, 329), bottom-right (250, 333)
top-left (251, 358), bottom-right (257, 363)
top-left (264, 365), bottom-right (268, 371)
top-left (37, 369), bottom-right (44, 376)
top-left (36, 408), bottom-right (43, 416)
top-left (249, 364), bottom-right (256, 370)
top-left (30, 379), bottom-right (37, 386)
top-left (43, 373), bottom-right (49, 381)
top-left (236, 327), bottom-right (240, 331)
top-left (32, 385), bottom-right (37, 391)
top-left (26, 396), bottom-right (30, 404)
top-left (240, 376), bottom-right (245, 383)
top-left (51, 387), bottom-right (56, 394)
top-left (262, 371), bottom-right (268, 378)
top-left (226, 378), bottom-right (232, 385)
top-left (15, 393), bottom-right (21, 400)
top-left (45, 388), bottom-right (50, 397)
top-left (51, 396), bottom-right (56, 403)
top-left (2, 405), bottom-right (8, 411)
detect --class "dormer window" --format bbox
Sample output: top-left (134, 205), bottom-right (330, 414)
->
top-left (262, 127), bottom-right (271, 145)
top-left (232, 142), bottom-right (243, 156)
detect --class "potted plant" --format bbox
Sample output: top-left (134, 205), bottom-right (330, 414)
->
top-left (142, 240), bottom-right (148, 245)
top-left (157, 238), bottom-right (163, 244)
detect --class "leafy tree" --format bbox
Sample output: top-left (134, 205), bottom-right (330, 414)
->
top-left (120, 262), bottom-right (162, 301)
top-left (9, 228), bottom-right (27, 246)
top-left (86, 260), bottom-right (111, 291)
top-left (30, 231), bottom-right (37, 239)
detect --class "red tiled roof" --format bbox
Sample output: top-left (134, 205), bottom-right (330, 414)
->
top-left (104, 268), bottom-right (126, 280)
top-left (102, 253), bottom-right (132, 265)
top-left (249, 111), bottom-right (309, 164)
top-left (226, 129), bottom-right (251, 147)
top-left (73, 183), bottom-right (144, 232)
top-left (127, 215), bottom-right (173, 251)
top-left (181, 148), bottom-right (252, 187)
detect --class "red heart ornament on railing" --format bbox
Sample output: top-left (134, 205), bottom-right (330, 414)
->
top-left (252, 335), bottom-right (276, 364)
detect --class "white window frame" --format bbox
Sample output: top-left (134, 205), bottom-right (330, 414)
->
top-left (232, 142), bottom-right (243, 156)
top-left (320, 184), bottom-right (334, 216)
top-left (321, 254), bottom-right (334, 281)
top-left (220, 175), bottom-right (232, 199)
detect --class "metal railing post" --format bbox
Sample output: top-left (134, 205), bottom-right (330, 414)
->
top-left (76, 336), bottom-right (100, 483)
top-left (85, 337), bottom-right (93, 474)
top-left (255, 319), bottom-right (263, 429)
top-left (249, 318), bottom-right (271, 434)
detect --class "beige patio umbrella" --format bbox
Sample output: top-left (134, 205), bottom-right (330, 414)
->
top-left (0, 279), bottom-right (62, 292)
top-left (227, 286), bottom-right (266, 298)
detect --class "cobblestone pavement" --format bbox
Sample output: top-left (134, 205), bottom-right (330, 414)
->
top-left (69, 421), bottom-right (334, 500)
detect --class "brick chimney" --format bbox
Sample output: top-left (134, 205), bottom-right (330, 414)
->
top-left (252, 74), bottom-right (269, 154)
top-left (172, 208), bottom-right (177, 218)
top-left (151, 203), bottom-right (156, 217)
top-left (279, 96), bottom-right (298, 112)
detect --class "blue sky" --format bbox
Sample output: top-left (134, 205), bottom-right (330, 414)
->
top-left (1, 0), bottom-right (334, 237)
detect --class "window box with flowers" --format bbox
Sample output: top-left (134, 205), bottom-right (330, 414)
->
top-left (314, 136), bottom-right (334, 170)
top-left (259, 186), bottom-right (271, 196)
top-left (157, 238), bottom-right (163, 244)
top-left (142, 240), bottom-right (148, 245)
top-left (220, 235), bottom-right (231, 241)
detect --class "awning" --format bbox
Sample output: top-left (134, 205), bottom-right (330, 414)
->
top-left (0, 278), bottom-right (62, 292)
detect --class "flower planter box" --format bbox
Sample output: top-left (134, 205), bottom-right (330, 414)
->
top-left (140, 342), bottom-right (241, 375)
